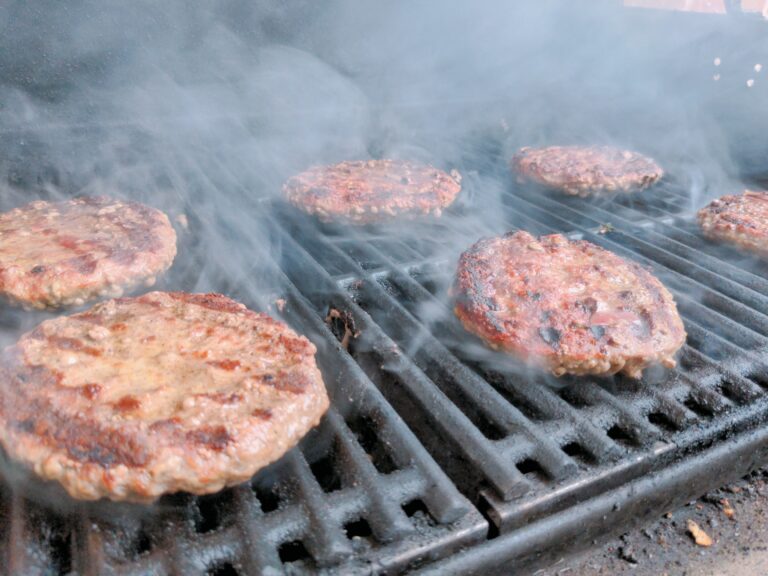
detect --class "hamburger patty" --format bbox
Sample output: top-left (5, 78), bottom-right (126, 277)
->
top-left (0, 196), bottom-right (177, 309)
top-left (452, 232), bottom-right (686, 377)
top-left (697, 190), bottom-right (768, 256)
top-left (511, 146), bottom-right (663, 197)
top-left (0, 292), bottom-right (329, 502)
top-left (283, 159), bottom-right (462, 224)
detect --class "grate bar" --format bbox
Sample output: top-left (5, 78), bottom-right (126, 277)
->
top-left (325, 409), bottom-right (416, 542)
top-left (230, 485), bottom-right (283, 574)
top-left (277, 280), bottom-right (474, 525)
top-left (71, 513), bottom-right (107, 576)
top-left (284, 450), bottom-right (355, 566)
top-left (6, 495), bottom-right (35, 575)
top-left (577, 197), bottom-right (768, 298)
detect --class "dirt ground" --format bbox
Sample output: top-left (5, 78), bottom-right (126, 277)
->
top-left (535, 468), bottom-right (768, 576)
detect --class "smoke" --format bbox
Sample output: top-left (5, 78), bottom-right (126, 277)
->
top-left (1, 1), bottom-right (763, 231)
top-left (0, 0), bottom-right (767, 509)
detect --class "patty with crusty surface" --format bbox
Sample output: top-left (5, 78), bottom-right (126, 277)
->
top-left (283, 159), bottom-right (462, 224)
top-left (0, 196), bottom-right (177, 309)
top-left (511, 146), bottom-right (663, 197)
top-left (452, 231), bottom-right (686, 378)
top-left (697, 190), bottom-right (768, 257)
top-left (0, 291), bottom-right (329, 502)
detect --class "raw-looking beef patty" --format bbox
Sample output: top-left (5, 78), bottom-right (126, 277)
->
top-left (452, 231), bottom-right (686, 377)
top-left (511, 146), bottom-right (663, 197)
top-left (697, 190), bottom-right (768, 257)
top-left (283, 159), bottom-right (462, 223)
top-left (0, 196), bottom-right (177, 309)
top-left (0, 292), bottom-right (330, 502)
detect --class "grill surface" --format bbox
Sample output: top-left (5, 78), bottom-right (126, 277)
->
top-left (4, 126), bottom-right (768, 575)
top-left (257, 142), bottom-right (768, 571)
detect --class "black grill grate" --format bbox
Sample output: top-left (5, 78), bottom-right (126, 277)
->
top-left (261, 153), bottom-right (768, 541)
top-left (5, 129), bottom-right (768, 574)
top-left (0, 146), bottom-right (486, 575)
top-left (0, 275), bottom-right (486, 576)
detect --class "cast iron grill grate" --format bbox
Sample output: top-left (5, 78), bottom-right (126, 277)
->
top-left (258, 151), bottom-right (768, 537)
top-left (0, 149), bottom-right (486, 575)
top-left (0, 271), bottom-right (485, 576)
top-left (6, 126), bottom-right (768, 573)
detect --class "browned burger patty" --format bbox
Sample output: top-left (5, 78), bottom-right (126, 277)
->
top-left (283, 159), bottom-right (462, 224)
top-left (452, 232), bottom-right (686, 378)
top-left (0, 292), bottom-right (329, 502)
top-left (0, 196), bottom-right (177, 309)
top-left (511, 146), bottom-right (663, 197)
top-left (697, 190), bottom-right (768, 257)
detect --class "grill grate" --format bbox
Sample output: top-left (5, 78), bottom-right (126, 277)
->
top-left (0, 149), bottom-right (486, 575)
top-left (260, 153), bottom-right (768, 541)
top-left (5, 127), bottom-right (768, 573)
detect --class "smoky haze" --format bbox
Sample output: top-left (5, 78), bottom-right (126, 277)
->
top-left (0, 0), bottom-right (766, 509)
top-left (0, 1), bottom-right (763, 333)
top-left (0, 4), bottom-right (762, 341)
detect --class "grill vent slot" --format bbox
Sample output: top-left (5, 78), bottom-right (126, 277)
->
top-left (309, 450), bottom-right (343, 492)
top-left (207, 562), bottom-right (239, 576)
top-left (647, 411), bottom-right (679, 432)
top-left (278, 540), bottom-right (311, 564)
top-left (515, 458), bottom-right (547, 481)
top-left (346, 414), bottom-right (399, 474)
top-left (683, 395), bottom-right (715, 418)
top-left (344, 518), bottom-right (373, 539)
top-left (253, 483), bottom-right (281, 513)
top-left (562, 442), bottom-right (593, 464)
top-left (606, 424), bottom-right (635, 446)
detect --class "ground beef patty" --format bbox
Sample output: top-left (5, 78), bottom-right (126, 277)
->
top-left (697, 191), bottom-right (768, 257)
top-left (0, 292), bottom-right (329, 502)
top-left (452, 232), bottom-right (686, 378)
top-left (0, 196), bottom-right (177, 309)
top-left (511, 146), bottom-right (663, 197)
top-left (283, 159), bottom-right (462, 224)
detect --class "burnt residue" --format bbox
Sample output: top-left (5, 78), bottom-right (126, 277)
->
top-left (325, 307), bottom-right (360, 350)
top-left (590, 325), bottom-right (606, 340)
top-left (538, 326), bottom-right (561, 349)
